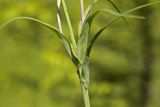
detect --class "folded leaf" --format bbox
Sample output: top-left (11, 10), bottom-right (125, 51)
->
top-left (77, 23), bottom-right (90, 63)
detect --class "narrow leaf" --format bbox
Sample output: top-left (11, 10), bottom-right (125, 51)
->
top-left (81, 56), bottom-right (90, 89)
top-left (87, 13), bottom-right (145, 56)
top-left (107, 0), bottom-right (128, 25)
top-left (86, 2), bottom-right (160, 56)
top-left (0, 17), bottom-right (79, 66)
top-left (124, 2), bottom-right (160, 14)
top-left (87, 17), bottom-right (119, 56)
top-left (77, 23), bottom-right (90, 63)
top-left (61, 0), bottom-right (77, 49)
top-left (78, 0), bottom-right (99, 36)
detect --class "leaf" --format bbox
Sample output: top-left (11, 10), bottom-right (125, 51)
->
top-left (77, 3), bottom-right (144, 64)
top-left (87, 1), bottom-right (160, 56)
top-left (81, 0), bottom-right (96, 29)
top-left (86, 14), bottom-right (145, 56)
top-left (81, 56), bottom-right (90, 89)
top-left (124, 2), bottom-right (160, 14)
top-left (61, 0), bottom-right (77, 49)
top-left (77, 0), bottom-right (97, 63)
top-left (87, 17), bottom-right (119, 56)
top-left (77, 23), bottom-right (90, 63)
top-left (78, 0), bottom-right (99, 36)
top-left (0, 17), bottom-right (79, 66)
top-left (107, 0), bottom-right (128, 25)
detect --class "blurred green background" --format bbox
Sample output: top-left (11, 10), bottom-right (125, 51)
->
top-left (0, 0), bottom-right (160, 107)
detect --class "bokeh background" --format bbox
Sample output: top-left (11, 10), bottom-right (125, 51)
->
top-left (0, 0), bottom-right (160, 107)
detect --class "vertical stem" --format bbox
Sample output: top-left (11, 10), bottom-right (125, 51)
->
top-left (57, 13), bottom-right (63, 33)
top-left (56, 0), bottom-right (63, 33)
top-left (80, 0), bottom-right (85, 25)
top-left (57, 0), bottom-right (63, 34)
top-left (78, 65), bottom-right (90, 107)
top-left (80, 82), bottom-right (90, 107)
top-left (61, 0), bottom-right (77, 49)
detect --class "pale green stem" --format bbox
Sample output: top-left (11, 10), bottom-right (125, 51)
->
top-left (61, 0), bottom-right (77, 49)
top-left (56, 0), bottom-right (63, 33)
top-left (57, 13), bottom-right (63, 33)
top-left (78, 67), bottom-right (90, 107)
top-left (81, 82), bottom-right (90, 107)
top-left (80, 0), bottom-right (85, 25)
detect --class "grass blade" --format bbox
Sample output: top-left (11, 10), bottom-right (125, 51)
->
top-left (86, 1), bottom-right (160, 56)
top-left (61, 0), bottom-right (77, 49)
top-left (87, 13), bottom-right (145, 56)
top-left (0, 16), bottom-right (79, 66)
top-left (78, 0), bottom-right (98, 36)
top-left (124, 2), bottom-right (160, 14)
top-left (107, 0), bottom-right (128, 25)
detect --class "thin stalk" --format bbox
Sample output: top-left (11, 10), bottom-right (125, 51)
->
top-left (57, 1), bottom-right (63, 34)
top-left (78, 66), bottom-right (90, 107)
top-left (57, 13), bottom-right (63, 33)
top-left (80, 82), bottom-right (90, 107)
top-left (61, 0), bottom-right (77, 49)
top-left (80, 0), bottom-right (85, 25)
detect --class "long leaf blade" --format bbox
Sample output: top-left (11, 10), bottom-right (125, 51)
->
top-left (0, 17), bottom-right (79, 66)
top-left (87, 14), bottom-right (145, 56)
top-left (107, 0), bottom-right (128, 25)
top-left (87, 1), bottom-right (160, 56)
top-left (125, 2), bottom-right (160, 14)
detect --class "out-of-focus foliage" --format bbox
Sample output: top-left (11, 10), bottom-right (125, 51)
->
top-left (0, 0), bottom-right (160, 107)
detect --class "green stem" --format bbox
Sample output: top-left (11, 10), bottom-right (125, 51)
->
top-left (80, 0), bottom-right (85, 25)
top-left (77, 66), bottom-right (90, 107)
top-left (61, 0), bottom-right (77, 49)
top-left (80, 82), bottom-right (90, 107)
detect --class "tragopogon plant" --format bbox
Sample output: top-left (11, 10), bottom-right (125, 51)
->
top-left (0, 0), bottom-right (159, 107)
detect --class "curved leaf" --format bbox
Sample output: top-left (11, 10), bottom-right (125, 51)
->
top-left (107, 0), bottom-right (128, 25)
top-left (0, 17), bottom-right (79, 66)
top-left (124, 2), bottom-right (160, 14)
top-left (81, 8), bottom-right (145, 32)
top-left (78, 0), bottom-right (98, 36)
top-left (77, 7), bottom-right (144, 63)
top-left (77, 0), bottom-right (97, 64)
top-left (87, 17), bottom-right (119, 56)
top-left (86, 14), bottom-right (144, 56)
top-left (87, 1), bottom-right (160, 56)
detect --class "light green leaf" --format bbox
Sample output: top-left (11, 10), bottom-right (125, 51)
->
top-left (77, 0), bottom-right (97, 64)
top-left (81, 0), bottom-right (96, 29)
top-left (0, 17), bottom-right (79, 66)
top-left (124, 2), bottom-right (160, 14)
top-left (87, 17), bottom-right (119, 56)
top-left (81, 56), bottom-right (90, 89)
top-left (87, 1), bottom-right (160, 56)
top-left (78, 0), bottom-right (98, 36)
top-left (61, 0), bottom-right (77, 49)
top-left (107, 0), bottom-right (128, 24)
top-left (86, 14), bottom-right (144, 56)
top-left (77, 23), bottom-right (90, 63)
